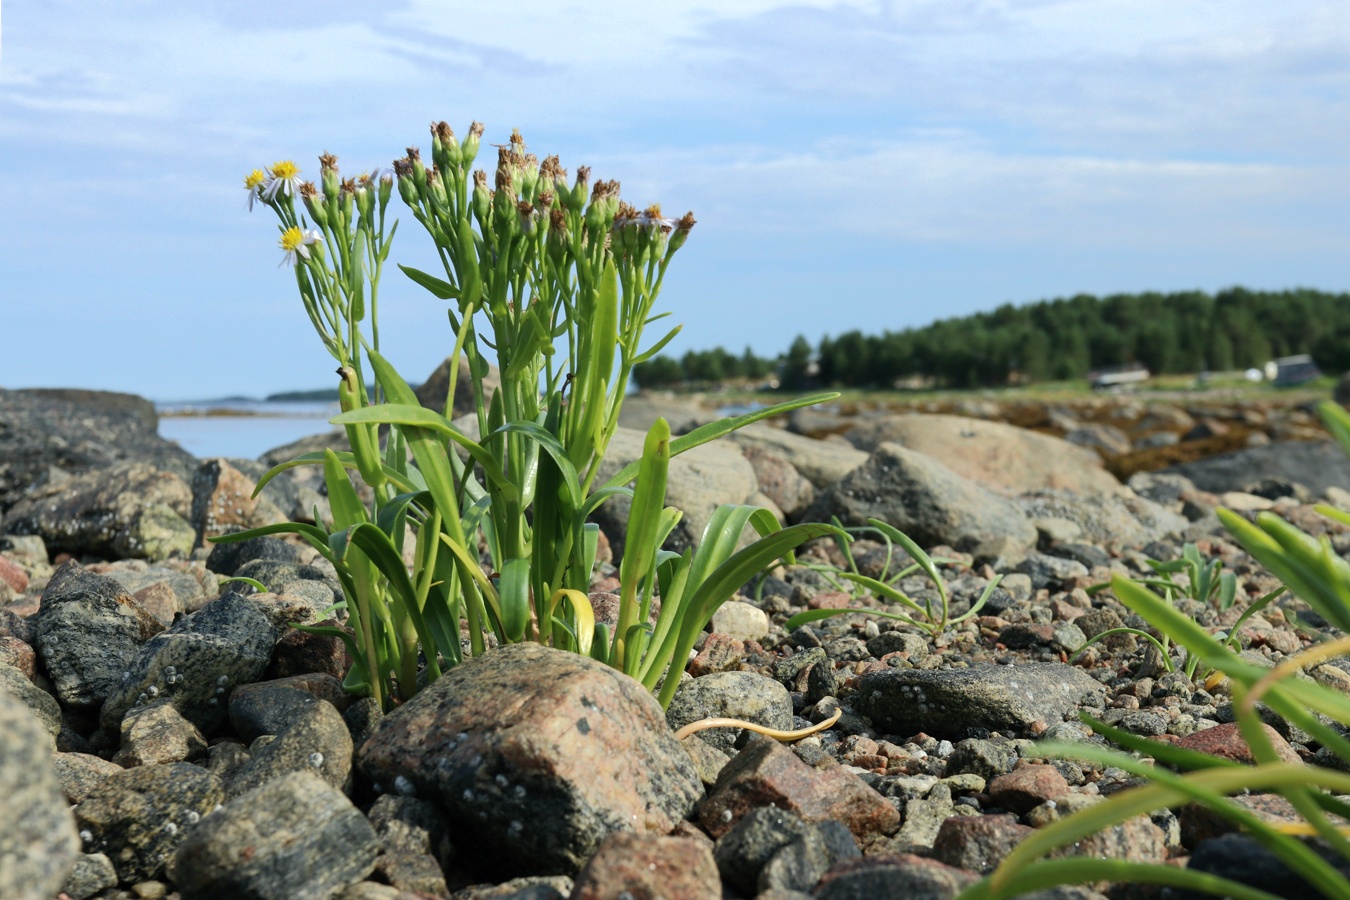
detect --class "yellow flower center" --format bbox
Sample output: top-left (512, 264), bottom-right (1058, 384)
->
top-left (278, 226), bottom-right (306, 252)
top-left (269, 160), bottom-right (300, 180)
top-left (244, 169), bottom-right (266, 190)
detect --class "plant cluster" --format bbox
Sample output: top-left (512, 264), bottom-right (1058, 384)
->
top-left (227, 124), bottom-right (839, 710)
top-left (1073, 542), bottom-right (1286, 683)
top-left (779, 517), bottom-right (1001, 638)
top-left (959, 399), bottom-right (1350, 899)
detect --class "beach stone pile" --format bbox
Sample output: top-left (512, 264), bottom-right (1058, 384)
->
top-left (2, 386), bottom-right (1350, 898)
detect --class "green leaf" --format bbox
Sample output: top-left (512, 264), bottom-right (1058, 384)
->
top-left (656, 521), bottom-right (842, 708)
top-left (784, 605), bottom-right (926, 632)
top-left (247, 450), bottom-right (416, 500)
top-left (866, 519), bottom-right (943, 596)
top-left (602, 392), bottom-right (841, 489)
top-left (323, 450), bottom-right (368, 531)
top-left (332, 403), bottom-right (513, 497)
top-left (400, 264), bottom-right (459, 299)
top-left (494, 421), bottom-right (583, 512)
top-left (957, 859), bottom-right (1284, 900)
top-left (498, 558), bottom-right (531, 643)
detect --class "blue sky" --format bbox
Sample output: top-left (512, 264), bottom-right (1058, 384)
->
top-left (2, 1), bottom-right (1348, 399)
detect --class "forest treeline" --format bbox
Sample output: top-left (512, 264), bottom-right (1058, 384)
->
top-left (633, 287), bottom-right (1350, 390)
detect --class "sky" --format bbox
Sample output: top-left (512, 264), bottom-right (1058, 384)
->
top-left (2, 1), bottom-right (1349, 400)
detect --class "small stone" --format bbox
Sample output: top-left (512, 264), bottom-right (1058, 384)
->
top-left (571, 831), bottom-right (721, 899)
top-left (711, 600), bottom-right (770, 641)
top-left (1176, 722), bottom-right (1300, 765)
top-left (987, 764), bottom-right (1070, 814)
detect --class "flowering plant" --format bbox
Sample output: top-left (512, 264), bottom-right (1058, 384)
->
top-left (221, 125), bottom-right (838, 709)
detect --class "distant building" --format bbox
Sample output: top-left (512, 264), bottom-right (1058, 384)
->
top-left (1089, 363), bottom-right (1150, 391)
top-left (1266, 355), bottom-right (1321, 387)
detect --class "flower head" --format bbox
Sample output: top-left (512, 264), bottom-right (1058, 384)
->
top-left (243, 169), bottom-right (266, 211)
top-left (277, 225), bottom-right (321, 267)
top-left (263, 160), bottom-right (303, 201)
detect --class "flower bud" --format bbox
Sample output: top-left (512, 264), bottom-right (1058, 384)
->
top-left (463, 121), bottom-right (485, 166)
top-left (471, 169), bottom-right (491, 223)
top-left (378, 172), bottom-right (394, 212)
top-left (667, 212), bottom-right (696, 254)
top-left (432, 121), bottom-right (462, 169)
top-left (319, 152), bottom-right (340, 199)
top-left (299, 182), bottom-right (328, 228)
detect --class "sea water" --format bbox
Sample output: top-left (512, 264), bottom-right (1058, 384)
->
top-left (156, 399), bottom-right (339, 461)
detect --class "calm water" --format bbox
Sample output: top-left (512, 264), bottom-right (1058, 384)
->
top-left (156, 400), bottom-right (339, 460)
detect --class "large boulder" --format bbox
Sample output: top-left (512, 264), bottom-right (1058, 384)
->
top-left (845, 414), bottom-right (1124, 496)
top-left (357, 642), bottom-right (703, 877)
top-left (5, 462), bottom-right (195, 561)
top-left (728, 424), bottom-right (869, 490)
top-left (591, 425), bottom-right (759, 560)
top-left (803, 442), bottom-right (1038, 560)
top-left (1018, 489), bottom-right (1188, 549)
top-left (619, 393), bottom-right (721, 435)
top-left (0, 692), bottom-right (80, 900)
top-left (0, 388), bottom-right (197, 512)
top-left (1163, 440), bottom-right (1350, 497)
top-left (412, 354), bottom-right (499, 419)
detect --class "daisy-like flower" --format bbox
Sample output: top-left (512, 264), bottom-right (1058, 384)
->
top-left (243, 169), bottom-right (266, 211)
top-left (277, 225), bottom-right (321, 267)
top-left (263, 160), bottom-right (303, 201)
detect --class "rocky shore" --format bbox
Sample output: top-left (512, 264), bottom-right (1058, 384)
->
top-left (2, 383), bottom-right (1348, 900)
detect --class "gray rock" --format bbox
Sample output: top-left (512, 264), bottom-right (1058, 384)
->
top-left (814, 853), bottom-right (977, 899)
top-left (367, 795), bottom-right (455, 868)
top-left (1017, 488), bottom-right (1187, 550)
top-left (357, 643), bottom-right (702, 877)
top-left (190, 458), bottom-right (288, 546)
top-left (225, 700), bottom-right (353, 799)
top-left (0, 660), bottom-right (62, 740)
top-left (413, 354), bottom-right (500, 421)
top-left (35, 561), bottom-right (163, 710)
top-left (0, 692), bottom-right (80, 900)
top-left (1137, 430), bottom-right (1181, 449)
top-left (205, 535), bottom-right (301, 579)
top-left (865, 632), bottom-right (929, 661)
top-left (169, 771), bottom-right (377, 900)
top-left (1064, 424), bottom-right (1132, 456)
top-left (227, 675), bottom-right (347, 744)
top-left (804, 443), bottom-right (1038, 559)
top-left (112, 699), bottom-right (209, 767)
top-left (742, 447), bottom-right (816, 521)
top-left (728, 424), bottom-right (869, 490)
top-left (1184, 831), bottom-right (1350, 898)
top-left (52, 752), bottom-right (124, 804)
top-left (62, 852), bottom-right (118, 900)
top-left (945, 737), bottom-right (1019, 781)
top-left (617, 393), bottom-right (719, 435)
top-left (1165, 440), bottom-right (1350, 497)
top-left (591, 425), bottom-right (759, 559)
top-left (74, 761), bottom-right (223, 883)
top-left (1127, 471), bottom-right (1196, 510)
top-left (1047, 542), bottom-right (1112, 570)
top-left (0, 388), bottom-right (197, 512)
top-left (845, 414), bottom-right (1124, 497)
top-left (757, 821), bottom-right (859, 894)
top-left (666, 671), bottom-right (793, 755)
top-left (853, 662), bottom-right (1107, 739)
top-left (225, 457), bottom-right (319, 527)
top-left (713, 805), bottom-right (809, 896)
top-left (102, 562), bottom-right (211, 614)
top-left (1015, 553), bottom-right (1089, 590)
top-left (100, 592), bottom-right (278, 734)
top-left (6, 462), bottom-right (195, 561)
top-left (233, 560), bottom-right (344, 610)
